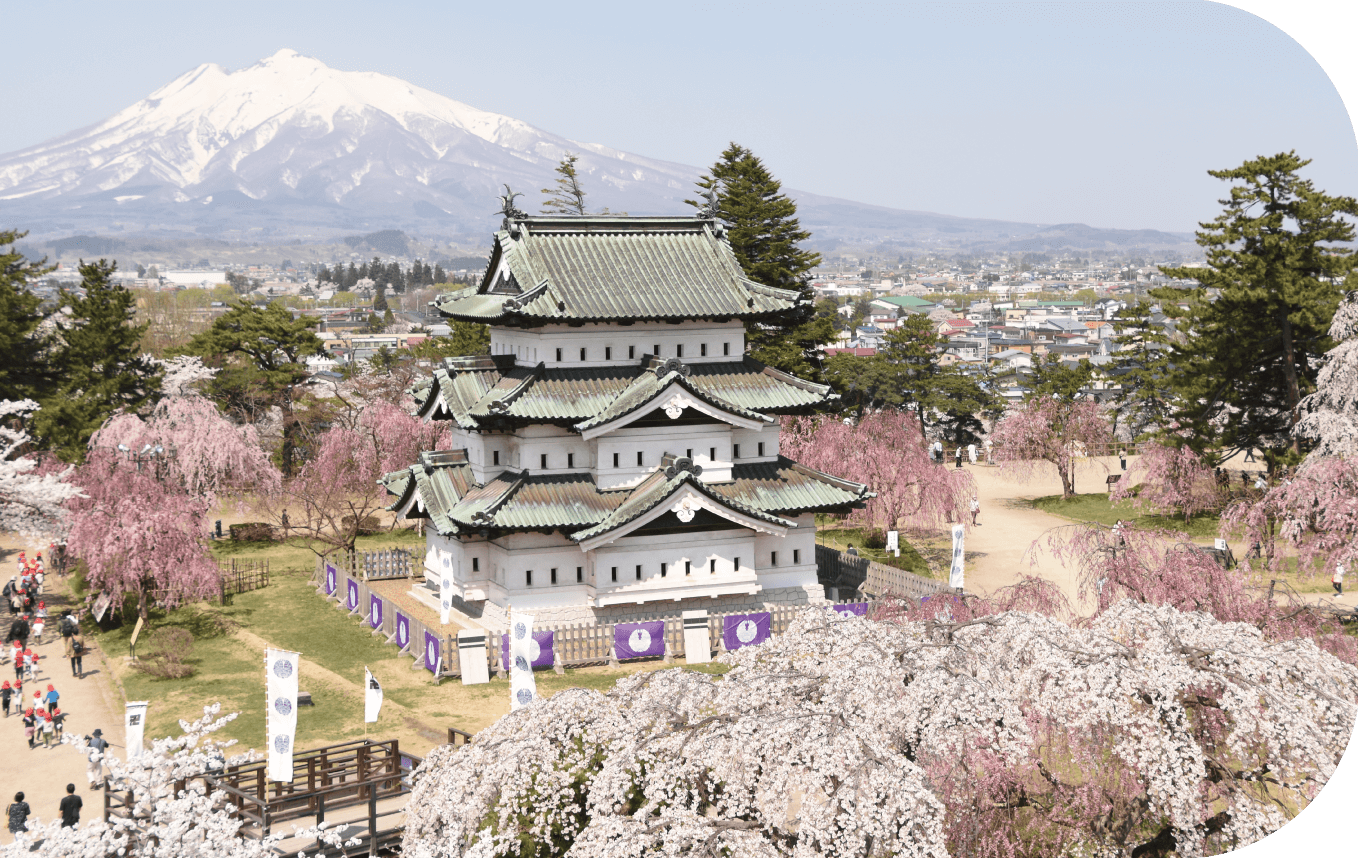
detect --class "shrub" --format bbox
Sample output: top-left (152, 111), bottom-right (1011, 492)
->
top-left (136, 627), bottom-right (196, 679)
top-left (229, 522), bottom-right (276, 542)
top-left (341, 514), bottom-right (381, 536)
top-left (862, 528), bottom-right (887, 550)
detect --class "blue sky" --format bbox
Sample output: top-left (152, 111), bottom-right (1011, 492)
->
top-left (1, 1), bottom-right (1353, 233)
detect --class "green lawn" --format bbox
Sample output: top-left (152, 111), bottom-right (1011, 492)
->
top-left (209, 527), bottom-right (426, 573)
top-left (1028, 493), bottom-right (1224, 540)
top-left (815, 524), bottom-right (934, 576)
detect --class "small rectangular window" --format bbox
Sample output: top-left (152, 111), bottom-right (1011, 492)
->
top-left (526, 570), bottom-right (533, 586)
top-left (709, 447), bottom-right (716, 461)
top-left (733, 444), bottom-right (740, 459)
top-left (628, 345), bottom-right (635, 359)
top-left (576, 566), bottom-right (583, 583)
top-left (540, 453), bottom-right (548, 469)
top-left (710, 558), bottom-right (717, 574)
top-left (653, 344), bottom-right (661, 355)
top-left (567, 453), bottom-right (574, 468)
top-left (493, 450), bottom-right (500, 466)
top-left (661, 563), bottom-right (667, 578)
top-left (685, 560), bottom-right (691, 576)
top-left (635, 564), bottom-right (642, 581)
top-left (757, 442), bottom-right (766, 457)
top-left (637, 451), bottom-right (643, 466)
top-left (686, 448), bottom-right (692, 459)
top-left (611, 566), bottom-right (618, 582)
top-left (555, 348), bottom-right (562, 361)
top-left (723, 342), bottom-right (730, 356)
top-left (701, 343), bottom-right (708, 357)
top-left (793, 549), bottom-right (801, 564)
top-left (473, 558), bottom-right (480, 572)
top-left (605, 346), bottom-right (612, 360)
top-left (735, 557), bottom-right (741, 571)
top-left (676, 344), bottom-right (684, 358)
top-left (550, 567), bottom-right (557, 585)
top-left (771, 551), bottom-right (778, 566)
top-left (580, 347), bottom-right (587, 361)
top-left (613, 452), bottom-right (620, 468)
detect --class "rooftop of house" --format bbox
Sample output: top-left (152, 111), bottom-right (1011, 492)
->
top-left (433, 216), bottom-right (804, 325)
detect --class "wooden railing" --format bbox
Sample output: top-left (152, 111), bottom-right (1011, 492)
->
top-left (220, 559), bottom-right (270, 601)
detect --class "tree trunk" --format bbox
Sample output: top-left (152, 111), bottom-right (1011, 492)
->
top-left (281, 410), bottom-right (298, 478)
top-left (1279, 313), bottom-right (1303, 456)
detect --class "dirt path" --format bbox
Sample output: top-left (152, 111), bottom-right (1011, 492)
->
top-left (0, 535), bottom-right (124, 842)
top-left (960, 456), bottom-right (1128, 611)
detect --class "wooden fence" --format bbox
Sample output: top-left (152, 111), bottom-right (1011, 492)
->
top-left (220, 559), bottom-right (270, 598)
top-left (328, 546), bottom-right (421, 581)
top-left (315, 553), bottom-right (954, 680)
top-left (814, 544), bottom-right (950, 602)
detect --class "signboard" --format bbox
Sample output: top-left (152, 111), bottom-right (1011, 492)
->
top-left (129, 617), bottom-right (145, 650)
top-left (346, 578), bottom-right (359, 612)
top-left (324, 563), bottom-right (338, 596)
top-left (886, 530), bottom-right (899, 557)
top-left (1214, 538), bottom-right (1227, 551)
top-left (93, 592), bottom-right (113, 623)
top-left (394, 612), bottom-right (411, 650)
top-left (501, 629), bottom-right (555, 670)
top-left (369, 594), bottom-right (384, 630)
top-left (423, 630), bottom-right (441, 674)
top-left (949, 524), bottom-right (965, 591)
top-left (614, 621), bottom-right (665, 660)
top-left (722, 612), bottom-right (771, 651)
top-left (828, 602), bottom-right (868, 619)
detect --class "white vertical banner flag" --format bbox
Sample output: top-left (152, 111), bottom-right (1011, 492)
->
top-left (949, 524), bottom-right (966, 591)
top-left (509, 612), bottom-right (537, 710)
top-left (265, 647), bottom-right (300, 783)
top-left (364, 666), bottom-right (383, 723)
top-left (124, 701), bottom-right (148, 759)
top-left (440, 573), bottom-right (453, 626)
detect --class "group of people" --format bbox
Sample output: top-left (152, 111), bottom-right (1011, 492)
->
top-left (5, 683), bottom-right (68, 749)
top-left (6, 785), bottom-right (84, 838)
top-left (930, 441), bottom-right (982, 468)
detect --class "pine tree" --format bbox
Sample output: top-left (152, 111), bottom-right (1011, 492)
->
top-left (687, 143), bottom-right (828, 379)
top-left (0, 229), bottom-right (56, 403)
top-left (33, 260), bottom-right (160, 461)
top-left (374, 284), bottom-right (389, 313)
top-left (433, 263), bottom-right (447, 285)
top-left (1108, 299), bottom-right (1174, 440)
top-left (1155, 152), bottom-right (1358, 465)
top-left (541, 153), bottom-right (589, 215)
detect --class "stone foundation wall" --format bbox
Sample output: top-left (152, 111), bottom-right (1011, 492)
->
top-left (463, 584), bottom-right (828, 630)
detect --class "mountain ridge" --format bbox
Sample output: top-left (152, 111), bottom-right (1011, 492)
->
top-left (0, 50), bottom-right (1196, 252)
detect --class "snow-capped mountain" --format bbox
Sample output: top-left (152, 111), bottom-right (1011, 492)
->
top-left (0, 49), bottom-right (701, 235)
top-left (0, 50), bottom-right (1195, 250)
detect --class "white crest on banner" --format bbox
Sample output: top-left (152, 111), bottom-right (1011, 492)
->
top-left (628, 627), bottom-right (652, 653)
top-left (124, 701), bottom-right (149, 758)
top-left (737, 619), bottom-right (758, 644)
top-left (265, 647), bottom-right (300, 783)
top-left (364, 666), bottom-right (383, 724)
top-left (949, 524), bottom-right (966, 591)
top-left (509, 612), bottom-right (537, 710)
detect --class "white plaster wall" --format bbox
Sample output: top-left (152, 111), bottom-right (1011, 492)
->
top-left (731, 421), bottom-right (782, 462)
top-left (489, 320), bottom-right (745, 368)
top-left (592, 530), bottom-right (758, 605)
top-left (595, 424), bottom-right (733, 489)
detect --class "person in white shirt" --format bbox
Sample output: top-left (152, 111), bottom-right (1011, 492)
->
top-left (970, 496), bottom-right (980, 526)
top-left (1333, 563), bottom-right (1346, 598)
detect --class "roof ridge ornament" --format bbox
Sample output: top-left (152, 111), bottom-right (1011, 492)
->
top-left (497, 185), bottom-right (527, 229)
top-left (696, 186), bottom-right (719, 220)
top-left (654, 357), bottom-right (690, 378)
top-left (663, 457), bottom-right (703, 480)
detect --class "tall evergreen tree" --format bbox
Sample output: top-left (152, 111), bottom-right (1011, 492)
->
top-left (374, 284), bottom-right (389, 313)
top-left (178, 303), bottom-right (321, 476)
top-left (1107, 299), bottom-right (1174, 440)
top-left (433, 263), bottom-right (447, 285)
top-left (1154, 152), bottom-right (1358, 465)
top-left (541, 153), bottom-right (589, 215)
top-left (687, 143), bottom-right (829, 379)
top-left (33, 260), bottom-right (160, 461)
top-left (0, 230), bottom-right (56, 402)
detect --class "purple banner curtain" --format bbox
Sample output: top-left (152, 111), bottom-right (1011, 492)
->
top-left (614, 621), bottom-right (665, 660)
top-left (394, 612), bottom-right (411, 650)
top-left (722, 612), bottom-right (771, 651)
top-left (324, 563), bottom-right (338, 596)
top-left (424, 630), bottom-right (441, 673)
top-left (346, 578), bottom-right (359, 611)
top-left (369, 594), bottom-right (384, 629)
top-left (501, 630), bottom-right (555, 670)
top-left (827, 602), bottom-right (868, 619)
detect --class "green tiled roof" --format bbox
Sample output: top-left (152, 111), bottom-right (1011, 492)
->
top-left (380, 453), bottom-right (871, 538)
top-left (434, 217), bottom-right (803, 324)
top-left (570, 468), bottom-right (794, 544)
top-left (574, 365), bottom-right (772, 433)
top-left (419, 356), bottom-right (832, 430)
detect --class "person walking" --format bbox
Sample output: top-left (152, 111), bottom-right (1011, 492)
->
top-left (30, 606), bottom-right (45, 646)
top-left (6, 615), bottom-right (27, 650)
top-left (0, 681), bottom-right (10, 717)
top-left (970, 495), bottom-right (981, 526)
top-left (43, 684), bottom-right (58, 715)
top-left (6, 792), bottom-right (30, 839)
top-left (87, 729), bottom-right (109, 789)
top-left (52, 707), bottom-right (66, 740)
top-left (1334, 563), bottom-right (1346, 598)
top-left (22, 648), bottom-right (36, 682)
top-left (64, 625), bottom-right (85, 679)
top-left (22, 709), bottom-right (35, 749)
top-left (1119, 448), bottom-right (1127, 471)
top-left (955, 446), bottom-right (964, 469)
top-left (59, 784), bottom-right (81, 828)
top-left (38, 709), bottom-right (56, 748)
